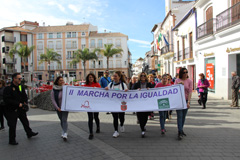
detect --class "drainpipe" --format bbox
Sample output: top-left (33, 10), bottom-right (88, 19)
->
top-left (194, 8), bottom-right (197, 40)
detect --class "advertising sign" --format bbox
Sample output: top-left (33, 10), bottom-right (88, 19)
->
top-left (206, 63), bottom-right (214, 89)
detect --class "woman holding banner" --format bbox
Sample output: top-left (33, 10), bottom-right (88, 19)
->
top-left (155, 74), bottom-right (170, 135)
top-left (83, 73), bottom-right (101, 140)
top-left (51, 76), bottom-right (69, 141)
top-left (133, 72), bottom-right (153, 138)
top-left (174, 68), bottom-right (193, 140)
top-left (105, 71), bottom-right (128, 138)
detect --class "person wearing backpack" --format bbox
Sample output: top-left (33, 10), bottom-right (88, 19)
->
top-left (105, 71), bottom-right (128, 138)
top-left (132, 72), bottom-right (153, 138)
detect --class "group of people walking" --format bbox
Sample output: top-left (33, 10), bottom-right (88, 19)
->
top-left (3, 68), bottom-right (238, 145)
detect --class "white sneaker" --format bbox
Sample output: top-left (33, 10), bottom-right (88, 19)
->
top-left (113, 131), bottom-right (119, 138)
top-left (62, 133), bottom-right (68, 140)
top-left (61, 131), bottom-right (64, 138)
top-left (120, 126), bottom-right (125, 133)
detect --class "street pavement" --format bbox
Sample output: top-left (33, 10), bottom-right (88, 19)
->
top-left (0, 93), bottom-right (240, 160)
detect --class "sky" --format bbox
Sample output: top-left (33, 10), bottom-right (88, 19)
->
top-left (0, 0), bottom-right (186, 63)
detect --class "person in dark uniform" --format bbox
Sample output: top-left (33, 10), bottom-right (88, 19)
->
top-left (3, 73), bottom-right (38, 145)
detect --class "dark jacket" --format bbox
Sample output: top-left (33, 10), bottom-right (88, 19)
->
top-left (232, 75), bottom-right (240, 90)
top-left (132, 81), bottom-right (153, 90)
top-left (3, 83), bottom-right (28, 112)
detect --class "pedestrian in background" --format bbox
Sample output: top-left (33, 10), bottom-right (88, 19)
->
top-left (51, 76), bottom-right (69, 141)
top-left (133, 72), bottom-right (153, 138)
top-left (231, 71), bottom-right (240, 107)
top-left (105, 71), bottom-right (128, 138)
top-left (174, 68), bottom-right (192, 140)
top-left (4, 73), bottom-right (38, 145)
top-left (83, 73), bottom-right (101, 140)
top-left (99, 70), bottom-right (111, 114)
top-left (155, 74), bottom-right (170, 135)
top-left (197, 73), bottom-right (210, 109)
top-left (165, 74), bottom-right (173, 121)
top-left (147, 74), bottom-right (155, 120)
top-left (0, 80), bottom-right (6, 131)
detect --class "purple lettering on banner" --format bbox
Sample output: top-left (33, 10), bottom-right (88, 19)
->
top-left (143, 92), bottom-right (147, 98)
top-left (173, 88), bottom-right (178, 94)
top-left (77, 90), bottom-right (84, 96)
top-left (94, 91), bottom-right (99, 97)
top-left (89, 91), bottom-right (94, 97)
top-left (112, 92), bottom-right (116, 98)
top-left (104, 92), bottom-right (109, 98)
top-left (148, 92), bottom-right (153, 98)
top-left (83, 91), bottom-right (89, 96)
top-left (69, 89), bottom-right (74, 95)
top-left (117, 93), bottom-right (122, 98)
top-left (99, 91), bottom-right (105, 97)
top-left (122, 94), bottom-right (127, 99)
top-left (158, 91), bottom-right (162, 96)
top-left (153, 91), bottom-right (158, 97)
top-left (168, 89), bottom-right (173, 95)
top-left (133, 93), bottom-right (138, 99)
top-left (163, 90), bottom-right (167, 96)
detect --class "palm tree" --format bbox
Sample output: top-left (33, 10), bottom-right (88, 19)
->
top-left (71, 48), bottom-right (99, 78)
top-left (39, 48), bottom-right (61, 80)
top-left (9, 42), bottom-right (35, 73)
top-left (101, 44), bottom-right (123, 70)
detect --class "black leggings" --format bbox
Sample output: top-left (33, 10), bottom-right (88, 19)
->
top-left (200, 92), bottom-right (208, 108)
top-left (137, 112), bottom-right (149, 131)
top-left (87, 112), bottom-right (100, 134)
top-left (112, 112), bottom-right (125, 131)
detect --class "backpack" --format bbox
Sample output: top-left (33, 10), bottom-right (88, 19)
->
top-left (110, 82), bottom-right (125, 90)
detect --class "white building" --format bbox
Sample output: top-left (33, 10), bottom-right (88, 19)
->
top-left (195, 0), bottom-right (240, 100)
top-left (0, 23), bottom-right (35, 84)
top-left (132, 57), bottom-right (144, 75)
top-left (172, 7), bottom-right (197, 89)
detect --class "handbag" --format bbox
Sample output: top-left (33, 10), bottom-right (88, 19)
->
top-left (22, 104), bottom-right (29, 112)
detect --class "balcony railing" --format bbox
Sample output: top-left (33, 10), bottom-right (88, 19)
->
top-left (56, 45), bottom-right (62, 49)
top-left (173, 53), bottom-right (177, 61)
top-left (67, 56), bottom-right (76, 59)
top-left (37, 66), bottom-right (44, 70)
top-left (67, 65), bottom-right (77, 69)
top-left (49, 66), bottom-right (62, 70)
top-left (178, 50), bottom-right (183, 61)
top-left (6, 68), bottom-right (17, 74)
top-left (160, 44), bottom-right (174, 55)
top-left (48, 45), bottom-right (54, 49)
top-left (197, 18), bottom-right (216, 39)
top-left (37, 45), bottom-right (43, 50)
top-left (66, 44), bottom-right (77, 49)
top-left (116, 64), bottom-right (122, 68)
top-left (216, 2), bottom-right (240, 31)
top-left (4, 57), bottom-right (16, 64)
top-left (2, 36), bottom-right (15, 42)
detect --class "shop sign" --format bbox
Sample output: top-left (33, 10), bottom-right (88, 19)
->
top-left (204, 52), bottom-right (214, 57)
top-left (206, 63), bottom-right (214, 89)
top-left (226, 47), bottom-right (240, 53)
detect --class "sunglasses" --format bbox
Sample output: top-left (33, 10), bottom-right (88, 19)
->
top-left (183, 72), bottom-right (188, 74)
top-left (140, 75), bottom-right (146, 77)
top-left (18, 78), bottom-right (22, 80)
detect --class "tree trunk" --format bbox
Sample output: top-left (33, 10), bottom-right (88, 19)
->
top-left (83, 61), bottom-right (86, 80)
top-left (22, 58), bottom-right (25, 73)
top-left (107, 57), bottom-right (109, 70)
top-left (48, 61), bottom-right (50, 81)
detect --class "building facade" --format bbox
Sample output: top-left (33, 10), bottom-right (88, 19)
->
top-left (195, 0), bottom-right (240, 100)
top-left (132, 57), bottom-right (144, 76)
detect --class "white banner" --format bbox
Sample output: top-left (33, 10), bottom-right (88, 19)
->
top-left (61, 84), bottom-right (187, 112)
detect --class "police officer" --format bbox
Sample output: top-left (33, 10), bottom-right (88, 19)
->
top-left (3, 73), bottom-right (38, 145)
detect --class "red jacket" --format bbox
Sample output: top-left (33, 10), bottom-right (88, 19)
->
top-left (83, 82), bottom-right (101, 88)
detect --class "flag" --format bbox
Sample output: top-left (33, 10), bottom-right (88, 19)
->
top-left (163, 35), bottom-right (169, 46)
top-left (158, 33), bottom-right (162, 43)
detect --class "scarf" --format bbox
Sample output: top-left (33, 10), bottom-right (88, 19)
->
top-left (53, 85), bottom-right (62, 108)
top-left (53, 85), bottom-right (63, 90)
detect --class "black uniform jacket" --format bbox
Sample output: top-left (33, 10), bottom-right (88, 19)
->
top-left (3, 83), bottom-right (28, 112)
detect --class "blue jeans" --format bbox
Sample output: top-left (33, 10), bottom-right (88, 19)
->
top-left (159, 111), bottom-right (167, 130)
top-left (176, 108), bottom-right (188, 133)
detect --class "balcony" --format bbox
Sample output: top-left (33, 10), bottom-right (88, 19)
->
top-left (66, 56), bottom-right (76, 59)
top-left (67, 65), bottom-right (77, 69)
top-left (2, 36), bottom-right (15, 43)
top-left (173, 53), bottom-right (177, 62)
top-left (6, 68), bottom-right (17, 74)
top-left (49, 65), bottom-right (62, 70)
top-left (183, 47), bottom-right (193, 59)
top-left (216, 2), bottom-right (240, 31)
top-left (37, 45), bottom-right (43, 50)
top-left (178, 50), bottom-right (183, 61)
top-left (160, 44), bottom-right (174, 55)
top-left (197, 18), bottom-right (216, 39)
top-left (56, 45), bottom-right (62, 49)
top-left (48, 45), bottom-right (54, 49)
top-left (37, 66), bottom-right (44, 70)
top-left (66, 44), bottom-right (77, 49)
top-left (3, 57), bottom-right (16, 64)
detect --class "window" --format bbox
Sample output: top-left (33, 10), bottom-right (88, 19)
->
top-left (56, 41), bottom-right (62, 49)
top-left (107, 39), bottom-right (112, 44)
top-left (37, 41), bottom-right (43, 50)
top-left (189, 32), bottom-right (193, 58)
top-left (116, 39), bottom-right (121, 47)
top-left (72, 32), bottom-right (76, 38)
top-left (72, 41), bottom-right (77, 48)
top-left (20, 34), bottom-right (27, 42)
top-left (49, 33), bottom-right (53, 39)
top-left (6, 46), bottom-right (10, 52)
top-left (67, 51), bottom-right (72, 59)
top-left (67, 41), bottom-right (71, 49)
top-left (82, 32), bottom-right (85, 36)
top-left (182, 37), bottom-right (185, 59)
top-left (48, 41), bottom-right (54, 49)
top-left (90, 39), bottom-right (95, 48)
top-left (81, 44), bottom-right (86, 49)
top-left (98, 39), bottom-right (103, 48)
top-left (57, 32), bottom-right (61, 38)
top-left (67, 32), bottom-right (71, 38)
top-left (38, 33), bottom-right (43, 39)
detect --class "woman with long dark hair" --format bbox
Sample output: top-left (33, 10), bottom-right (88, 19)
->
top-left (83, 73), bottom-right (101, 140)
top-left (174, 68), bottom-right (193, 140)
top-left (105, 71), bottom-right (128, 138)
top-left (197, 73), bottom-right (210, 109)
top-left (51, 76), bottom-right (69, 141)
top-left (133, 72), bottom-right (153, 138)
